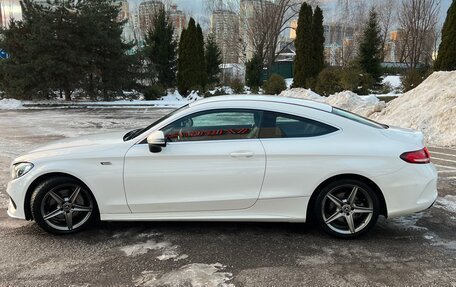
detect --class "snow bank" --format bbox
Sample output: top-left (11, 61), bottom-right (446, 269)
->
top-left (326, 91), bottom-right (386, 117)
top-left (280, 89), bottom-right (385, 117)
top-left (371, 71), bottom-right (456, 147)
top-left (279, 88), bottom-right (324, 102)
top-left (0, 98), bottom-right (23, 110)
top-left (382, 75), bottom-right (402, 90)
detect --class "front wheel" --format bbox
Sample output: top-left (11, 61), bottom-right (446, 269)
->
top-left (31, 177), bottom-right (97, 234)
top-left (314, 179), bottom-right (380, 238)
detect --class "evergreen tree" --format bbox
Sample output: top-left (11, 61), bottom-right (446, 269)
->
top-left (293, 3), bottom-right (313, 88)
top-left (312, 6), bottom-right (325, 78)
top-left (0, 0), bottom-right (136, 100)
top-left (144, 7), bottom-right (177, 88)
top-left (358, 9), bottom-right (383, 83)
top-left (196, 24), bottom-right (207, 90)
top-left (205, 34), bottom-right (222, 86)
top-left (245, 53), bottom-right (263, 91)
top-left (435, 0), bottom-right (456, 71)
top-left (177, 18), bottom-right (206, 95)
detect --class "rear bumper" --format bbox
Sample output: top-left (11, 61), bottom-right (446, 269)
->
top-left (373, 163), bottom-right (438, 218)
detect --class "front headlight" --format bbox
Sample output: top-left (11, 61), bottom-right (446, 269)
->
top-left (11, 162), bottom-right (34, 179)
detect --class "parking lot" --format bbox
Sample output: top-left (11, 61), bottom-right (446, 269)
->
top-left (0, 108), bottom-right (455, 287)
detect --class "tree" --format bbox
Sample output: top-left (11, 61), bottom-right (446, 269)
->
top-left (435, 0), bottom-right (456, 71)
top-left (398, 0), bottom-right (440, 71)
top-left (177, 18), bottom-right (206, 95)
top-left (293, 2), bottom-right (313, 88)
top-left (377, 0), bottom-right (398, 61)
top-left (196, 24), bottom-right (207, 90)
top-left (245, 53), bottom-right (263, 92)
top-left (144, 7), bottom-right (177, 88)
top-left (0, 0), bottom-right (136, 101)
top-left (312, 6), bottom-right (325, 79)
top-left (205, 34), bottom-right (222, 86)
top-left (358, 9), bottom-right (383, 83)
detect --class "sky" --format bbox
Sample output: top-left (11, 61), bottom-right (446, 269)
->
top-left (2, 0), bottom-right (453, 26)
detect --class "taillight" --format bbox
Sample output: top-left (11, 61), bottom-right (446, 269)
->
top-left (400, 147), bottom-right (431, 164)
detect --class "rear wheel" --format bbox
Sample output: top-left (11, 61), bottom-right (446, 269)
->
top-left (31, 177), bottom-right (97, 234)
top-left (314, 179), bottom-right (380, 238)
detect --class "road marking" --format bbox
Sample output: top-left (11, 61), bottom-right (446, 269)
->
top-left (434, 164), bottom-right (456, 170)
top-left (445, 176), bottom-right (456, 180)
top-left (432, 157), bottom-right (456, 164)
top-left (429, 147), bottom-right (456, 152)
top-left (438, 170), bottom-right (456, 174)
top-left (430, 151), bottom-right (456, 158)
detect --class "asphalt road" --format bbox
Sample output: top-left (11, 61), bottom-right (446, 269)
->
top-left (0, 108), bottom-right (455, 287)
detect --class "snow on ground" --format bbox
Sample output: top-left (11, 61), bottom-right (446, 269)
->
top-left (133, 263), bottom-right (234, 287)
top-left (280, 89), bottom-right (385, 117)
top-left (435, 195), bottom-right (456, 214)
top-left (382, 75), bottom-right (402, 91)
top-left (285, 78), bottom-right (293, 89)
top-left (0, 98), bottom-right (23, 110)
top-left (371, 71), bottom-right (456, 147)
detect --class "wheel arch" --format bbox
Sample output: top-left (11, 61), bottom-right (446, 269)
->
top-left (306, 173), bottom-right (388, 222)
top-left (24, 172), bottom-right (99, 220)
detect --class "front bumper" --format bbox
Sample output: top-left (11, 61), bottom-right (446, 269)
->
top-left (6, 178), bottom-right (28, 220)
top-left (374, 163), bottom-right (438, 218)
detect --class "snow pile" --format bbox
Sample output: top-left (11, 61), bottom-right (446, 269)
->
top-left (326, 91), bottom-right (386, 117)
top-left (371, 71), bottom-right (456, 147)
top-left (382, 75), bottom-right (402, 91)
top-left (280, 88), bottom-right (324, 102)
top-left (0, 98), bottom-right (23, 110)
top-left (280, 89), bottom-right (385, 117)
top-left (160, 90), bottom-right (184, 101)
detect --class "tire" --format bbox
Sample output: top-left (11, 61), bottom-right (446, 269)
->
top-left (30, 176), bottom-right (97, 235)
top-left (314, 179), bottom-right (380, 239)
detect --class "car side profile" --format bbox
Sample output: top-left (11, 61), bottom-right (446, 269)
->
top-left (7, 95), bottom-right (438, 238)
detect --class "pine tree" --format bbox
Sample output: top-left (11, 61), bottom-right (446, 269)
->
top-left (196, 24), bottom-right (207, 90)
top-left (358, 9), bottom-right (383, 83)
top-left (312, 6), bottom-right (325, 78)
top-left (177, 18), bottom-right (206, 95)
top-left (435, 0), bottom-right (456, 71)
top-left (293, 3), bottom-right (313, 88)
top-left (205, 34), bottom-right (222, 86)
top-left (245, 53), bottom-right (263, 91)
top-left (144, 7), bottom-right (177, 88)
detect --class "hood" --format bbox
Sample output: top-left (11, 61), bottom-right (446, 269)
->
top-left (29, 131), bottom-right (127, 153)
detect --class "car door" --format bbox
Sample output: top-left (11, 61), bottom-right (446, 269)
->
top-left (258, 110), bottom-right (340, 199)
top-left (124, 109), bottom-right (266, 213)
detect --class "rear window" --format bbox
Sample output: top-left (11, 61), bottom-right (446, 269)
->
top-left (332, 108), bottom-right (388, 129)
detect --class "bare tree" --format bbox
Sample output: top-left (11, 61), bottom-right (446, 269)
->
top-left (205, 0), bottom-right (318, 68)
top-left (398, 0), bottom-right (440, 70)
top-left (376, 0), bottom-right (398, 61)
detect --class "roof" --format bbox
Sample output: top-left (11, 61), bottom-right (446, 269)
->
top-left (190, 95), bottom-right (333, 112)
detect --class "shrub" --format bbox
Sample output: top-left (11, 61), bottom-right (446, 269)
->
top-left (144, 85), bottom-right (166, 100)
top-left (315, 68), bottom-right (342, 96)
top-left (230, 78), bottom-right (245, 94)
top-left (339, 68), bottom-right (374, 95)
top-left (401, 69), bottom-right (430, 92)
top-left (263, 74), bottom-right (287, 95)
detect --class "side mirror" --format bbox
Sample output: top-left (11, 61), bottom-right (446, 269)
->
top-left (147, 131), bottom-right (166, 153)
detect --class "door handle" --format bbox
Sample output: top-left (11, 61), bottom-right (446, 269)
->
top-left (230, 151), bottom-right (254, 158)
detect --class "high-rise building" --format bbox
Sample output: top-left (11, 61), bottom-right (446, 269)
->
top-left (138, 0), bottom-right (164, 37)
top-left (169, 4), bottom-right (186, 40)
top-left (116, 0), bottom-right (129, 22)
top-left (239, 0), bottom-right (277, 62)
top-left (211, 9), bottom-right (239, 64)
top-left (1, 0), bottom-right (22, 27)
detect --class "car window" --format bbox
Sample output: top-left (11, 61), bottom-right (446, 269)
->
top-left (260, 111), bottom-right (338, 138)
top-left (162, 109), bottom-right (261, 142)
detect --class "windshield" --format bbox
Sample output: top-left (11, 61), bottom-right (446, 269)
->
top-left (332, 108), bottom-right (389, 129)
top-left (123, 104), bottom-right (190, 141)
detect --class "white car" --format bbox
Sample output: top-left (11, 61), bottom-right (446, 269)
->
top-left (7, 95), bottom-right (438, 238)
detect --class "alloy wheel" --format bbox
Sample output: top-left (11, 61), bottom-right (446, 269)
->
top-left (321, 184), bottom-right (374, 235)
top-left (40, 183), bottom-right (93, 231)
